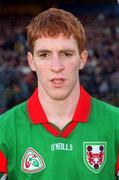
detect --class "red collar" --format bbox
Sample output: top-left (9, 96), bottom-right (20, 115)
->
top-left (27, 85), bottom-right (91, 124)
top-left (27, 86), bottom-right (91, 138)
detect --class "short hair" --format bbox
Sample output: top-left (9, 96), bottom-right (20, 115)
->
top-left (26, 8), bottom-right (86, 54)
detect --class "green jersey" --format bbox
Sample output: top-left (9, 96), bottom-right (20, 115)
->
top-left (0, 86), bottom-right (119, 179)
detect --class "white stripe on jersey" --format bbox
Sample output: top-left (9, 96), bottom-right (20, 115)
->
top-left (0, 174), bottom-right (8, 180)
top-left (118, 170), bottom-right (119, 176)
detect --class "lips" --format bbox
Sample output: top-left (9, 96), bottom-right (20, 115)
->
top-left (50, 78), bottom-right (65, 87)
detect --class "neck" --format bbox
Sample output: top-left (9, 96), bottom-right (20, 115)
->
top-left (38, 82), bottom-right (80, 129)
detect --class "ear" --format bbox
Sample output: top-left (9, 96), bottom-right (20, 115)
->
top-left (27, 52), bottom-right (36, 72)
top-left (79, 50), bottom-right (88, 70)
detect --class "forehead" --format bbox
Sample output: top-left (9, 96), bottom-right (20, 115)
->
top-left (33, 34), bottom-right (79, 51)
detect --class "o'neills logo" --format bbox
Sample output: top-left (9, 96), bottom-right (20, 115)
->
top-left (51, 143), bottom-right (73, 151)
top-left (21, 147), bottom-right (46, 173)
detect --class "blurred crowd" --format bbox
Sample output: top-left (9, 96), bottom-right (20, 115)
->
top-left (0, 13), bottom-right (119, 114)
top-left (81, 14), bottom-right (119, 106)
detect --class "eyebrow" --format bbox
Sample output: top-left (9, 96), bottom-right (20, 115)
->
top-left (36, 49), bottom-right (75, 54)
top-left (59, 49), bottom-right (75, 53)
top-left (35, 49), bottom-right (51, 54)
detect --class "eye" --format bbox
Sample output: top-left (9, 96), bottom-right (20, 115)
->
top-left (37, 52), bottom-right (52, 60)
top-left (61, 52), bottom-right (73, 57)
top-left (64, 52), bottom-right (73, 57)
top-left (39, 53), bottom-right (49, 58)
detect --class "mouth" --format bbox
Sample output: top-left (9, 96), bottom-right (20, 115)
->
top-left (50, 78), bottom-right (65, 88)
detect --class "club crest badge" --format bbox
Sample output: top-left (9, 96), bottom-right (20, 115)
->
top-left (21, 147), bottom-right (46, 173)
top-left (83, 142), bottom-right (107, 173)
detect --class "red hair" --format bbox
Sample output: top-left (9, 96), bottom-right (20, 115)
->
top-left (26, 8), bottom-right (86, 54)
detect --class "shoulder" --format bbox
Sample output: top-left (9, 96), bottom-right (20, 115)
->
top-left (91, 97), bottom-right (119, 124)
top-left (92, 97), bottom-right (119, 114)
top-left (0, 101), bottom-right (29, 157)
top-left (0, 101), bottom-right (27, 127)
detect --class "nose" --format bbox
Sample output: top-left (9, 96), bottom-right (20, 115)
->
top-left (50, 55), bottom-right (64, 73)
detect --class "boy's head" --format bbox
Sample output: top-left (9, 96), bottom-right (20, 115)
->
top-left (26, 8), bottom-right (86, 54)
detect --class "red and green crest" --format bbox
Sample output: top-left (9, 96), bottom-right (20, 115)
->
top-left (21, 147), bottom-right (45, 173)
top-left (83, 142), bottom-right (107, 173)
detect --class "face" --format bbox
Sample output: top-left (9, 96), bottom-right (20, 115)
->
top-left (28, 34), bottom-right (88, 100)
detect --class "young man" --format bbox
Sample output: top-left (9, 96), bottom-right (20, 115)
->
top-left (0, 8), bottom-right (119, 180)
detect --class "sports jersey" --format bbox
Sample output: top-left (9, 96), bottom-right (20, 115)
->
top-left (0, 86), bottom-right (119, 180)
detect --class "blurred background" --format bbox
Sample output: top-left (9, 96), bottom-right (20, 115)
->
top-left (0, 0), bottom-right (119, 114)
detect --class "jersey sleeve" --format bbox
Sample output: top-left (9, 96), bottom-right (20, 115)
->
top-left (0, 151), bottom-right (7, 173)
top-left (116, 154), bottom-right (119, 179)
top-left (114, 107), bottom-right (119, 179)
top-left (0, 115), bottom-right (8, 175)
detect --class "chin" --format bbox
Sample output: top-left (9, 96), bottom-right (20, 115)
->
top-left (48, 90), bottom-right (70, 100)
top-left (50, 95), bottom-right (68, 101)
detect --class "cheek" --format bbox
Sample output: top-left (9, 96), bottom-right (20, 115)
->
top-left (67, 62), bottom-right (80, 74)
top-left (35, 66), bottom-right (49, 83)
